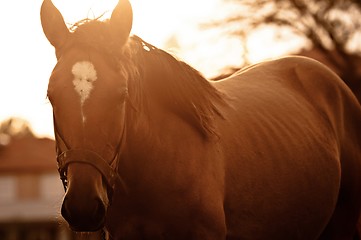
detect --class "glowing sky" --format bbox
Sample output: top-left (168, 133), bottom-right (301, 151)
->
top-left (0, 0), bottom-right (300, 138)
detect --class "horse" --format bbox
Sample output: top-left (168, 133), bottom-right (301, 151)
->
top-left (40, 0), bottom-right (361, 239)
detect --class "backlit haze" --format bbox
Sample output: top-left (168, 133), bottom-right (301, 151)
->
top-left (0, 0), bottom-right (301, 138)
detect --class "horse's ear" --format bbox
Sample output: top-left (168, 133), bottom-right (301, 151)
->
top-left (40, 0), bottom-right (69, 49)
top-left (110, 0), bottom-right (133, 46)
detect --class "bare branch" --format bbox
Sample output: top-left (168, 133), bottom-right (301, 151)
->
top-left (206, 0), bottom-right (361, 102)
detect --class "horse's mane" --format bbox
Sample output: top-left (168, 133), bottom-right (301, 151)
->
top-left (70, 20), bottom-right (226, 138)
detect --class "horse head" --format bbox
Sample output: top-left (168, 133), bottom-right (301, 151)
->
top-left (40, 0), bottom-right (132, 232)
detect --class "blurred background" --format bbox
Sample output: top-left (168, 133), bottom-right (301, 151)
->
top-left (0, 0), bottom-right (360, 239)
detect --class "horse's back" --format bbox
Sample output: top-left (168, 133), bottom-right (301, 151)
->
top-left (214, 56), bottom-right (361, 239)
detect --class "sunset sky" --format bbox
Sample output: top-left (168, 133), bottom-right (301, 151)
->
top-left (0, 0), bottom-right (302, 138)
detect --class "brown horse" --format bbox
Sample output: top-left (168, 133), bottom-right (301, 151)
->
top-left (40, 0), bottom-right (361, 239)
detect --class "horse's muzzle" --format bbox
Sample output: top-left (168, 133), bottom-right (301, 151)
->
top-left (61, 195), bottom-right (107, 232)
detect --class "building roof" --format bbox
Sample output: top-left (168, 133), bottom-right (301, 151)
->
top-left (0, 136), bottom-right (57, 174)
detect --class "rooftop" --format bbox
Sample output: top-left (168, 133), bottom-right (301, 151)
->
top-left (0, 135), bottom-right (57, 174)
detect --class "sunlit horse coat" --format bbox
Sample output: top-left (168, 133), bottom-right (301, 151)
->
top-left (41, 0), bottom-right (361, 239)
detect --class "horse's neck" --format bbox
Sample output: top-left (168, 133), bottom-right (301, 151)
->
top-left (119, 97), bottom-right (203, 171)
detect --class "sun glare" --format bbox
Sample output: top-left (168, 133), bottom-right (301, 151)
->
top-left (52, 0), bottom-right (224, 49)
top-left (52, 0), bottom-right (174, 45)
top-left (49, 0), bottom-right (291, 77)
top-left (0, 0), bottom-right (301, 138)
top-left (52, 0), bottom-right (117, 22)
top-left (28, 0), bottom-right (234, 137)
top-left (1, 0), bottom-right (300, 139)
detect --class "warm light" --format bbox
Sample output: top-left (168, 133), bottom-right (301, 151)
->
top-left (0, 0), bottom-right (299, 138)
top-left (49, 0), bottom-right (296, 77)
top-left (51, 0), bottom-right (223, 49)
top-left (52, 0), bottom-right (117, 23)
top-left (52, 0), bottom-right (175, 44)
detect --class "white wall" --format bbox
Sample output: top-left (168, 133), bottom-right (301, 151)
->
top-left (0, 173), bottom-right (64, 222)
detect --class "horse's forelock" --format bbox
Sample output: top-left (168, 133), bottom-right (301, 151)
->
top-left (69, 19), bottom-right (128, 58)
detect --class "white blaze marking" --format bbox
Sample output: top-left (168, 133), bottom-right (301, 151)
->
top-left (72, 61), bottom-right (97, 106)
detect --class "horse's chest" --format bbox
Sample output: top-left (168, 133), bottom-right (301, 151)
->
top-left (107, 215), bottom-right (192, 240)
top-left (113, 219), bottom-right (165, 239)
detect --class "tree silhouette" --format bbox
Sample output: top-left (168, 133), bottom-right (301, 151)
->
top-left (213, 0), bottom-right (361, 101)
top-left (0, 118), bottom-right (34, 139)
